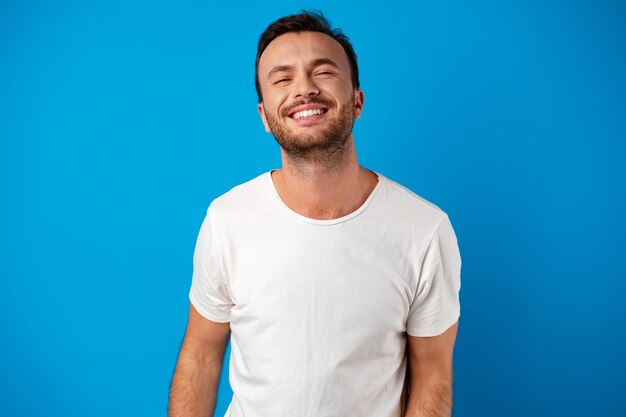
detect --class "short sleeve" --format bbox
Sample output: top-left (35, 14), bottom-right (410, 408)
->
top-left (189, 207), bottom-right (233, 323)
top-left (406, 214), bottom-right (462, 337)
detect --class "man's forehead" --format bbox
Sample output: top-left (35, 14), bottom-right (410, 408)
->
top-left (259, 31), bottom-right (349, 70)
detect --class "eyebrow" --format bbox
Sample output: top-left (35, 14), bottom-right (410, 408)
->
top-left (266, 58), bottom-right (341, 80)
top-left (267, 65), bottom-right (294, 80)
top-left (310, 58), bottom-right (340, 70)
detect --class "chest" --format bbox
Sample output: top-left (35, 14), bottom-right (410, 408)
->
top-left (223, 224), bottom-right (417, 338)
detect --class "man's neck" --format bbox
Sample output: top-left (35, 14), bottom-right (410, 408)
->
top-left (271, 138), bottom-right (379, 220)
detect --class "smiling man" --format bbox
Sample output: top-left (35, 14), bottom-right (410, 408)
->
top-left (169, 10), bottom-right (461, 417)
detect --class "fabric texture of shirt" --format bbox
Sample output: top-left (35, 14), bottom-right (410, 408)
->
top-left (189, 170), bottom-right (462, 417)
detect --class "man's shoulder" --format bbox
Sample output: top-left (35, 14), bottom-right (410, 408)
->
top-left (382, 175), bottom-right (443, 212)
top-left (205, 171), bottom-right (269, 218)
top-left (378, 173), bottom-right (450, 233)
top-left (201, 172), bottom-right (268, 223)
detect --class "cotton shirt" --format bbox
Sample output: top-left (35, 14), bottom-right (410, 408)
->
top-left (189, 170), bottom-right (462, 417)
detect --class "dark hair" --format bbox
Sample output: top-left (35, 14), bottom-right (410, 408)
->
top-left (255, 10), bottom-right (360, 103)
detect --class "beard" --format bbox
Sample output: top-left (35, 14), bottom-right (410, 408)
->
top-left (263, 95), bottom-right (356, 165)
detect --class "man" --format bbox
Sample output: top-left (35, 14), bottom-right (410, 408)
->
top-left (169, 10), bottom-right (461, 417)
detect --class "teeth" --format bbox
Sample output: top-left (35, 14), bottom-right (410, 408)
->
top-left (293, 109), bottom-right (324, 119)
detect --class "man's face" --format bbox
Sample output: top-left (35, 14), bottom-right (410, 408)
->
top-left (256, 31), bottom-right (364, 158)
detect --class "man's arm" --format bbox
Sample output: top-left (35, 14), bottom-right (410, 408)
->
top-left (404, 321), bottom-right (459, 417)
top-left (168, 304), bottom-right (231, 417)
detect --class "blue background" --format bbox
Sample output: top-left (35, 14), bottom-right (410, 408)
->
top-left (1, 0), bottom-right (624, 416)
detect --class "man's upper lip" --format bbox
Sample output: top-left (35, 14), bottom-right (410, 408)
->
top-left (287, 104), bottom-right (328, 117)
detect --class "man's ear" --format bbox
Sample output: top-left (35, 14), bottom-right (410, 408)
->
top-left (257, 102), bottom-right (271, 133)
top-left (354, 89), bottom-right (364, 119)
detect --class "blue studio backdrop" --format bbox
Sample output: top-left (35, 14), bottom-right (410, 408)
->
top-left (1, 1), bottom-right (624, 416)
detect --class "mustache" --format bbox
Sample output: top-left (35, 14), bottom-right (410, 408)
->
top-left (282, 98), bottom-right (334, 116)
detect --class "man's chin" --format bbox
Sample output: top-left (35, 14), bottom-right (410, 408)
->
top-left (276, 137), bottom-right (331, 152)
top-left (272, 125), bottom-right (330, 146)
top-left (275, 131), bottom-right (350, 156)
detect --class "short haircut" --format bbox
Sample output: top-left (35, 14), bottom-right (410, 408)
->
top-left (255, 10), bottom-right (360, 103)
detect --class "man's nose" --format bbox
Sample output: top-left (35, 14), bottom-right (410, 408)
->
top-left (292, 76), bottom-right (320, 99)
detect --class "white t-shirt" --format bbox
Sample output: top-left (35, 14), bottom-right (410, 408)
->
top-left (189, 170), bottom-right (461, 417)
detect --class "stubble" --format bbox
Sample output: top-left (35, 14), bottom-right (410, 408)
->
top-left (264, 95), bottom-right (356, 174)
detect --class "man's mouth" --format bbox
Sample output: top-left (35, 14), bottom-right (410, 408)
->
top-left (291, 108), bottom-right (328, 119)
top-left (287, 103), bottom-right (330, 121)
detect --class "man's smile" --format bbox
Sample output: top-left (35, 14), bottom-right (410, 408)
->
top-left (286, 103), bottom-right (330, 125)
top-left (292, 108), bottom-right (326, 119)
